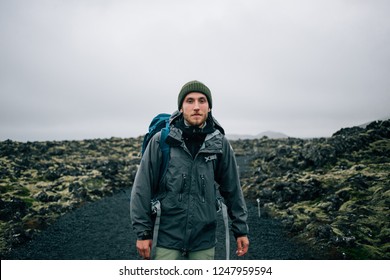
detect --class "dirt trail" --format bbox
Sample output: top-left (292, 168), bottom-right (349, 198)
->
top-left (7, 189), bottom-right (324, 260)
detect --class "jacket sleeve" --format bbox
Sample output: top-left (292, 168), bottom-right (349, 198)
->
top-left (216, 137), bottom-right (249, 238)
top-left (130, 133), bottom-right (162, 239)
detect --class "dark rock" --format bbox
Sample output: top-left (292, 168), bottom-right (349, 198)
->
top-left (34, 191), bottom-right (61, 203)
top-left (0, 198), bottom-right (28, 221)
top-left (315, 224), bottom-right (333, 239)
top-left (23, 216), bottom-right (48, 230)
top-left (35, 191), bottom-right (49, 202)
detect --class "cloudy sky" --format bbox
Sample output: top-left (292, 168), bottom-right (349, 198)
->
top-left (1, 0), bottom-right (389, 141)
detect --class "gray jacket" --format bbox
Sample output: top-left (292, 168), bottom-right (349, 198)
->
top-left (130, 113), bottom-right (248, 253)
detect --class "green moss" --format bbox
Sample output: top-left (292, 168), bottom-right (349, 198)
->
top-left (21, 197), bottom-right (35, 208)
top-left (15, 186), bottom-right (30, 196)
top-left (344, 244), bottom-right (385, 259)
top-left (0, 184), bottom-right (31, 196)
top-left (338, 200), bottom-right (355, 212)
top-left (83, 177), bottom-right (105, 190)
top-left (0, 185), bottom-right (13, 194)
top-left (0, 222), bottom-right (9, 256)
top-left (354, 226), bottom-right (381, 245)
top-left (378, 227), bottom-right (390, 242)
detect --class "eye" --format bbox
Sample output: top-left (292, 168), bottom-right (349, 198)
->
top-left (199, 97), bottom-right (207, 103)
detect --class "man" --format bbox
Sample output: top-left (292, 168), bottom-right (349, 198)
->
top-left (130, 80), bottom-right (249, 260)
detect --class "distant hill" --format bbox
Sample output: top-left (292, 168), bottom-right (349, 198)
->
top-left (359, 116), bottom-right (390, 128)
top-left (227, 131), bottom-right (289, 140)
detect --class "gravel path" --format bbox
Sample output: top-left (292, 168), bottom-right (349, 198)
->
top-left (6, 156), bottom-right (326, 260)
top-left (6, 191), bottom-right (324, 260)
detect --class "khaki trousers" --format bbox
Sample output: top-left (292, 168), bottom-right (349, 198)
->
top-left (154, 247), bottom-right (215, 260)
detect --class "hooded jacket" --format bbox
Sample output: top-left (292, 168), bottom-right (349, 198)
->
top-left (130, 111), bottom-right (249, 253)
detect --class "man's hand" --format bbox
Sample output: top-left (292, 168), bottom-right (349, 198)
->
top-left (136, 239), bottom-right (152, 259)
top-left (236, 236), bottom-right (249, 257)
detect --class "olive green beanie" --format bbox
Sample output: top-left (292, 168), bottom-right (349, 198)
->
top-left (178, 80), bottom-right (212, 109)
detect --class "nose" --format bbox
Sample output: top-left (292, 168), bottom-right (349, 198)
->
top-left (193, 101), bottom-right (200, 110)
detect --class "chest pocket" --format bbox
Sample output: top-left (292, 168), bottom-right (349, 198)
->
top-left (203, 153), bottom-right (221, 178)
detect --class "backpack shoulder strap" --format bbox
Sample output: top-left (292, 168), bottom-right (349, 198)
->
top-left (158, 119), bottom-right (170, 184)
top-left (151, 121), bottom-right (170, 259)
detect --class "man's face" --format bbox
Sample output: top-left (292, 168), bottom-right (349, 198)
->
top-left (180, 92), bottom-right (210, 127)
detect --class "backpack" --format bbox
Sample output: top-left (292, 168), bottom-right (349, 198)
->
top-left (141, 113), bottom-right (171, 189)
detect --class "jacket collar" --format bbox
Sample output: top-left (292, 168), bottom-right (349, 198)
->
top-left (167, 112), bottom-right (224, 154)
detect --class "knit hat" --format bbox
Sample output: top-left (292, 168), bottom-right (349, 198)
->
top-left (178, 80), bottom-right (212, 109)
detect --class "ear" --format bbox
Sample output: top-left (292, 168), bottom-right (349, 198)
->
top-left (180, 108), bottom-right (183, 113)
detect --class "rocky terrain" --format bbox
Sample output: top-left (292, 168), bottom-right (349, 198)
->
top-left (0, 137), bottom-right (141, 258)
top-left (1, 120), bottom-right (389, 259)
top-left (236, 120), bottom-right (390, 259)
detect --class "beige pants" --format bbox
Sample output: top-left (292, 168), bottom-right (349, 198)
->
top-left (154, 247), bottom-right (215, 260)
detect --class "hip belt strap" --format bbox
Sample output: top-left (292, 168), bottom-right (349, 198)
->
top-left (221, 202), bottom-right (230, 260)
top-left (151, 200), bottom-right (161, 260)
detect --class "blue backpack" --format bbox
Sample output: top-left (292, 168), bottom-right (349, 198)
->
top-left (141, 113), bottom-right (171, 185)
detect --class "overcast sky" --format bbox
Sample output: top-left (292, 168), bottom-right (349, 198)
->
top-left (1, 0), bottom-right (389, 142)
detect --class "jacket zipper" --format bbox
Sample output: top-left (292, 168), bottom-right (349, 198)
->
top-left (179, 173), bottom-right (187, 202)
top-left (200, 174), bottom-right (206, 203)
top-left (180, 140), bottom-right (210, 253)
